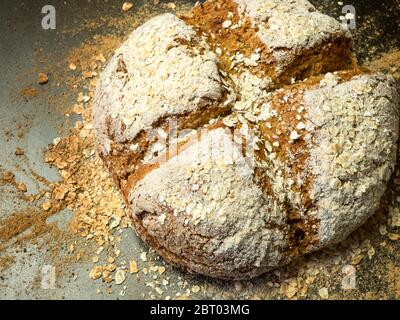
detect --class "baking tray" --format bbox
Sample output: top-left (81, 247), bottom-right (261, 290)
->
top-left (1, 0), bottom-right (400, 300)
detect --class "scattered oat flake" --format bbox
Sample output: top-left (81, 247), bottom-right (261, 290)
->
top-left (109, 218), bottom-right (120, 229)
top-left (53, 137), bottom-right (61, 146)
top-left (379, 224), bottom-right (388, 236)
top-left (122, 2), bottom-right (134, 11)
top-left (166, 2), bottom-right (176, 9)
top-left (106, 264), bottom-right (117, 272)
top-left (82, 70), bottom-right (94, 79)
top-left (368, 246), bottom-right (375, 259)
top-left (115, 270), bottom-right (126, 285)
top-left (3, 171), bottom-right (14, 182)
top-left (89, 266), bottom-right (103, 280)
top-left (140, 252), bottom-right (147, 262)
top-left (69, 63), bottom-right (77, 70)
top-left (155, 287), bottom-right (164, 295)
top-left (191, 285), bottom-right (201, 293)
top-left (83, 95), bottom-right (91, 103)
top-left (38, 72), bottom-right (49, 84)
top-left (42, 201), bottom-right (52, 211)
top-left (318, 287), bottom-right (329, 299)
top-left (351, 255), bottom-right (363, 265)
top-left (15, 147), bottom-right (25, 156)
top-left (129, 260), bottom-right (139, 274)
top-left (158, 266), bottom-right (166, 274)
top-left (96, 247), bottom-right (104, 255)
top-left (388, 233), bottom-right (400, 241)
top-left (17, 182), bottom-right (27, 193)
top-left (107, 257), bottom-right (115, 264)
top-left (286, 285), bottom-right (298, 299)
top-left (68, 244), bottom-right (75, 253)
top-left (95, 54), bottom-right (106, 63)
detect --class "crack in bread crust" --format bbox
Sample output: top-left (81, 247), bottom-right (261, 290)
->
top-left (180, 0), bottom-right (355, 85)
top-left (99, 102), bottom-right (232, 198)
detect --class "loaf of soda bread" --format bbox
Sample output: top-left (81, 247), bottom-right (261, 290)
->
top-left (93, 0), bottom-right (399, 279)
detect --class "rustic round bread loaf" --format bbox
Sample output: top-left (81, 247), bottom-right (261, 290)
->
top-left (93, 0), bottom-right (400, 279)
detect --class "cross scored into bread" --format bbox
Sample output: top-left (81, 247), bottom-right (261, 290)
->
top-left (93, 0), bottom-right (400, 279)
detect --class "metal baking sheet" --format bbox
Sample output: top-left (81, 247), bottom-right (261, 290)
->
top-left (1, 0), bottom-right (400, 300)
